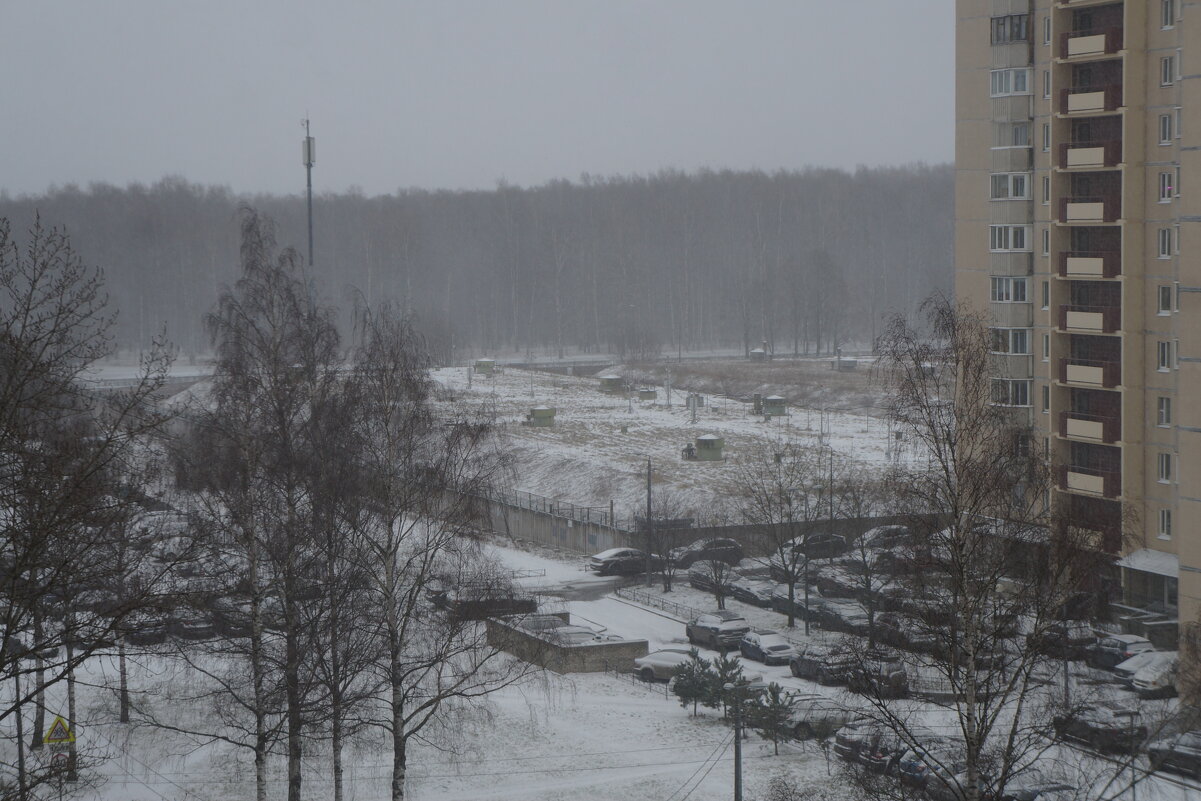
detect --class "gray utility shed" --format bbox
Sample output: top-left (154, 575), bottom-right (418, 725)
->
top-left (694, 434), bottom-right (724, 461)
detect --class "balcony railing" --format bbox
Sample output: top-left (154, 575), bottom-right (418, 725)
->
top-left (1059, 195), bottom-right (1120, 223)
top-left (1057, 464), bottom-right (1121, 499)
top-left (1058, 140), bottom-right (1122, 169)
top-left (1059, 410), bottom-right (1121, 443)
top-left (1060, 27), bottom-right (1123, 59)
top-left (1060, 85), bottom-right (1123, 114)
top-left (1058, 304), bottom-right (1120, 333)
top-left (1058, 357), bottom-right (1121, 388)
top-left (1058, 250), bottom-right (1120, 278)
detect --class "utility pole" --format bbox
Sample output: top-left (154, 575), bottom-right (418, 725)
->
top-left (302, 118), bottom-right (316, 266)
top-left (645, 457), bottom-right (653, 588)
top-left (724, 683), bottom-right (744, 801)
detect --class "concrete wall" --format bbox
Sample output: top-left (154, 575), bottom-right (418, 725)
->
top-left (485, 617), bottom-right (649, 674)
top-left (482, 499), bottom-right (632, 554)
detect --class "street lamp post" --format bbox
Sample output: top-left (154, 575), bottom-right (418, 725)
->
top-left (723, 682), bottom-right (744, 801)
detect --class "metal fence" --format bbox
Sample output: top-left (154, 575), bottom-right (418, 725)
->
top-left (614, 587), bottom-right (703, 621)
top-left (483, 487), bottom-right (625, 530)
top-left (600, 658), bottom-right (672, 699)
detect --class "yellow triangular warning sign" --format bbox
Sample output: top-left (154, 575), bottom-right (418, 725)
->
top-left (44, 716), bottom-right (74, 744)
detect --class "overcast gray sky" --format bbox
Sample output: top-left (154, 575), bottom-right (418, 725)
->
top-left (5, 1), bottom-right (954, 197)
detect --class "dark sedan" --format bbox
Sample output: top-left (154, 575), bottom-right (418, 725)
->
top-left (669, 537), bottom-right (743, 568)
top-left (1052, 701), bottom-right (1146, 753)
top-left (1148, 730), bottom-right (1201, 781)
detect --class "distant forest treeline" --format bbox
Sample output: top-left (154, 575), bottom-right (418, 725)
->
top-left (0, 165), bottom-right (952, 362)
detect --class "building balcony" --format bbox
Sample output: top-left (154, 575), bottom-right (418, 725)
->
top-left (1059, 357), bottom-right (1121, 388)
top-left (1059, 410), bottom-right (1121, 443)
top-left (1058, 250), bottom-right (1120, 278)
top-left (1058, 140), bottom-right (1121, 169)
top-left (1059, 195), bottom-right (1120, 223)
top-left (1060, 85), bottom-right (1123, 115)
top-left (1060, 27), bottom-right (1123, 59)
top-left (1058, 304), bottom-right (1120, 333)
top-left (1057, 464), bottom-right (1121, 498)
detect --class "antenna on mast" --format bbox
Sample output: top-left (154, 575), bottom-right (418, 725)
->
top-left (301, 117), bottom-right (315, 266)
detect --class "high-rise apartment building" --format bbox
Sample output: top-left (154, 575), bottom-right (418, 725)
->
top-left (955, 0), bottom-right (1199, 669)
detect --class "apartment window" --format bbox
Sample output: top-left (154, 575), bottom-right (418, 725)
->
top-left (991, 379), bottom-right (1031, 407)
top-left (990, 225), bottom-right (1032, 252)
top-left (1043, 70), bottom-right (1051, 99)
top-left (1174, 224), bottom-right (1182, 255)
top-left (1160, 172), bottom-right (1174, 203)
top-left (1042, 176), bottom-right (1050, 204)
top-left (1158, 285), bottom-right (1173, 315)
top-left (1161, 56), bottom-right (1175, 86)
top-left (1041, 384), bottom-right (1050, 413)
top-left (1159, 509), bottom-right (1172, 540)
top-left (1041, 281), bottom-right (1049, 310)
top-left (992, 122), bottom-right (1031, 149)
top-left (991, 68), bottom-right (1032, 97)
top-left (1160, 114), bottom-right (1173, 144)
top-left (990, 172), bottom-right (1030, 200)
top-left (991, 328), bottom-right (1030, 354)
top-left (1157, 452), bottom-right (1174, 483)
top-left (1157, 397), bottom-right (1172, 427)
top-left (1176, 108), bottom-right (1183, 139)
top-left (1043, 15), bottom-right (1051, 44)
top-left (1163, 0), bottom-right (1176, 28)
top-left (990, 276), bottom-right (1029, 302)
top-left (991, 15), bottom-right (1030, 44)
top-left (1042, 123), bottom-right (1051, 152)
top-left (1042, 229), bottom-right (1050, 256)
top-left (1175, 166), bottom-right (1181, 197)
top-left (1158, 228), bottom-right (1173, 258)
top-left (1042, 333), bottom-right (1050, 360)
top-left (1157, 340), bottom-right (1174, 370)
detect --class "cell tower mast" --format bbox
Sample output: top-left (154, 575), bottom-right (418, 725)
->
top-left (302, 118), bottom-right (315, 265)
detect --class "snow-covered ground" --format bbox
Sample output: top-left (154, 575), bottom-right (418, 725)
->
top-left (432, 366), bottom-right (924, 516)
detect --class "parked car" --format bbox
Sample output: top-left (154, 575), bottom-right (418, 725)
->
top-left (998, 781), bottom-right (1077, 801)
top-left (729, 579), bottom-right (779, 607)
top-left (897, 740), bottom-right (965, 789)
top-left (791, 643), bottom-right (856, 685)
top-left (1148, 730), bottom-right (1201, 780)
top-left (1113, 650), bottom-right (1166, 687)
top-left (1132, 653), bottom-right (1178, 699)
top-left (860, 726), bottom-right (936, 775)
top-left (833, 718), bottom-right (885, 763)
top-left (795, 532), bottom-right (848, 559)
top-left (1026, 621), bottom-right (1096, 661)
top-left (587, 547), bottom-right (660, 576)
top-left (817, 601), bottom-right (871, 635)
top-left (1086, 634), bottom-right (1154, 670)
top-left (785, 694), bottom-right (862, 740)
top-left (687, 561), bottom-right (740, 593)
top-left (859, 525), bottom-right (912, 550)
top-left (685, 611), bottom-right (751, 650)
top-left (1052, 700), bottom-right (1146, 753)
top-left (632, 648), bottom-right (694, 682)
top-left (926, 769), bottom-right (993, 801)
top-left (771, 587), bottom-right (827, 621)
top-left (739, 629), bottom-right (797, 665)
top-left (669, 537), bottom-right (743, 568)
top-left (846, 649), bottom-right (909, 699)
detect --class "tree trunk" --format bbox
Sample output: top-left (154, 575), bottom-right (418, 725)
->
top-left (66, 637), bottom-right (78, 781)
top-left (118, 640), bottom-right (130, 723)
top-left (332, 692), bottom-right (344, 801)
top-left (31, 606), bottom-right (44, 751)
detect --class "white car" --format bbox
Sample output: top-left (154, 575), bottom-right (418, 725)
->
top-left (739, 630), bottom-right (798, 665)
top-left (633, 648), bottom-right (695, 682)
top-left (1132, 652), bottom-right (1178, 698)
top-left (1113, 650), bottom-right (1165, 686)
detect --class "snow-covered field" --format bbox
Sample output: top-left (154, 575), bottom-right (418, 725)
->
top-left (431, 365), bottom-right (924, 516)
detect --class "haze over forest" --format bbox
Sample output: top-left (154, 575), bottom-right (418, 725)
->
top-left (0, 164), bottom-right (951, 362)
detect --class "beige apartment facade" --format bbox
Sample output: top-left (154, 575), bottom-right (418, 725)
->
top-left (955, 0), bottom-right (1201, 668)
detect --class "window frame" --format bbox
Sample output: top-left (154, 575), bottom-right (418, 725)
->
top-left (1157, 397), bottom-right (1172, 427)
top-left (1158, 285), bottom-right (1173, 315)
top-left (990, 276), bottom-right (1029, 303)
top-left (1162, 0), bottom-right (1176, 28)
top-left (1158, 228), bottom-right (1173, 258)
top-left (990, 68), bottom-right (1033, 98)
top-left (1157, 452), bottom-right (1173, 483)
top-left (1159, 172), bottom-right (1174, 203)
top-left (990, 172), bottom-right (1031, 200)
top-left (989, 225), bottom-right (1032, 253)
top-left (991, 378), bottom-right (1032, 407)
top-left (1157, 340), bottom-right (1173, 371)
top-left (991, 14), bottom-right (1031, 44)
top-left (1159, 114), bottom-right (1173, 144)
top-left (990, 327), bottom-right (1031, 355)
top-left (1161, 56), bottom-right (1175, 86)
top-left (1158, 508), bottom-right (1172, 540)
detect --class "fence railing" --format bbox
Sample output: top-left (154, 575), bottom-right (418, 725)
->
top-left (614, 587), bottom-right (702, 621)
top-left (600, 658), bottom-right (671, 698)
top-left (483, 487), bottom-right (627, 530)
